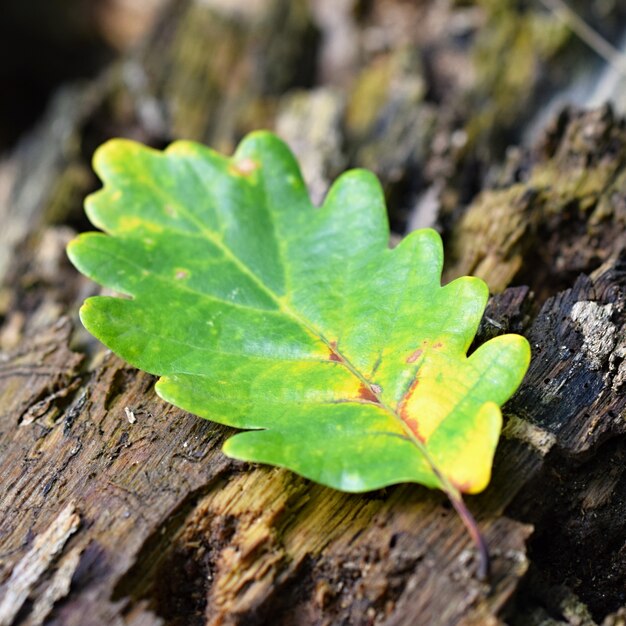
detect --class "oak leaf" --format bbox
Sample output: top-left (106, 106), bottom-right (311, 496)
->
top-left (68, 132), bottom-right (530, 576)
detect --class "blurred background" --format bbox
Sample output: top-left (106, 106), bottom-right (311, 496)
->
top-left (0, 2), bottom-right (625, 623)
top-left (0, 0), bottom-right (163, 149)
top-left (2, 0), bottom-right (626, 225)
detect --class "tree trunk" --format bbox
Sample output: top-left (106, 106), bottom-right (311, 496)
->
top-left (0, 2), bottom-right (624, 625)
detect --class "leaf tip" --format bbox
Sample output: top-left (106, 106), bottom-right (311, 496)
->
top-left (77, 297), bottom-right (96, 333)
top-left (235, 129), bottom-right (288, 156)
top-left (65, 236), bottom-right (81, 265)
top-left (92, 137), bottom-right (139, 175)
top-left (457, 401), bottom-right (503, 495)
top-left (66, 232), bottom-right (98, 278)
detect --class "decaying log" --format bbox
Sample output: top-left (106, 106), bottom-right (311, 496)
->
top-left (0, 1), bottom-right (625, 625)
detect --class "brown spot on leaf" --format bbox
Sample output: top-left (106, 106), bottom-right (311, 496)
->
top-left (404, 417), bottom-right (420, 437)
top-left (175, 270), bottom-right (189, 280)
top-left (230, 158), bottom-right (260, 176)
top-left (452, 479), bottom-right (472, 493)
top-left (433, 342), bottom-right (443, 349)
top-left (357, 383), bottom-right (379, 403)
top-left (328, 341), bottom-right (342, 362)
top-left (397, 378), bottom-right (424, 441)
top-left (406, 348), bottom-right (423, 363)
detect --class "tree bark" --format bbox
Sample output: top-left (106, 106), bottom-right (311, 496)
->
top-left (0, 2), bottom-right (624, 625)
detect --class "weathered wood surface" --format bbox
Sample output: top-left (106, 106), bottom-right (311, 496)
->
top-left (0, 1), bottom-right (625, 624)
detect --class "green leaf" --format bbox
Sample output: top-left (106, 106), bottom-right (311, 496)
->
top-left (68, 131), bottom-right (529, 498)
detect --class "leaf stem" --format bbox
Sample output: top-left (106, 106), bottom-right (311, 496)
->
top-left (420, 457), bottom-right (490, 581)
top-left (446, 485), bottom-right (490, 581)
